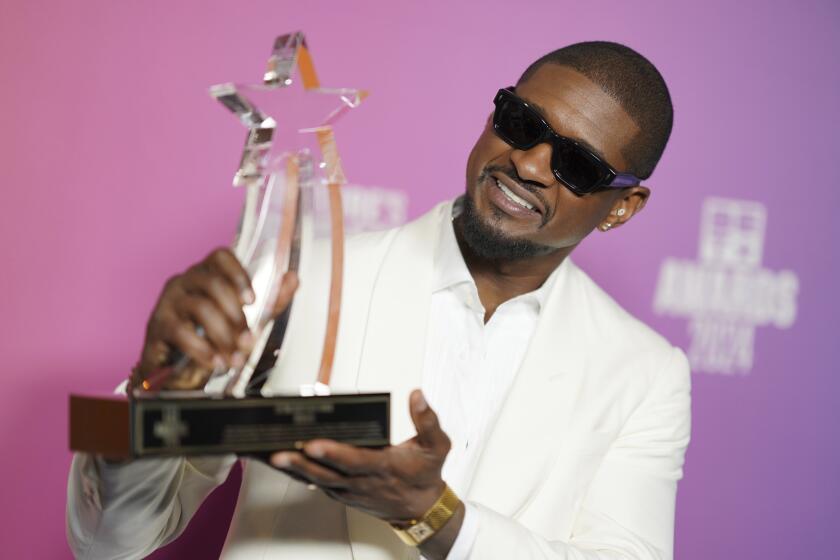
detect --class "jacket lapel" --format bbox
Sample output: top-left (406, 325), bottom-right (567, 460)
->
top-left (466, 259), bottom-right (594, 516)
top-left (351, 202), bottom-right (447, 444)
top-left (346, 203), bottom-right (447, 557)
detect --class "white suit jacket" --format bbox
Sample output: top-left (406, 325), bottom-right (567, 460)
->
top-left (67, 200), bottom-right (691, 559)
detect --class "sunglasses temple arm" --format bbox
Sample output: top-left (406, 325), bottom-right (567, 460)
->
top-left (608, 173), bottom-right (642, 188)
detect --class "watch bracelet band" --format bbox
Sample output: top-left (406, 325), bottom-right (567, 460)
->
top-left (391, 485), bottom-right (461, 546)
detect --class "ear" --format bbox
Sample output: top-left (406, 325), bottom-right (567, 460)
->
top-left (601, 186), bottom-right (651, 231)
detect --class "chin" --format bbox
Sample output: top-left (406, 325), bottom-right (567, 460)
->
top-left (459, 191), bottom-right (555, 260)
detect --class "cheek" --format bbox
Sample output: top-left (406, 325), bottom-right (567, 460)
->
top-left (467, 130), bottom-right (509, 180)
top-left (465, 144), bottom-right (481, 187)
top-left (538, 192), bottom-right (612, 247)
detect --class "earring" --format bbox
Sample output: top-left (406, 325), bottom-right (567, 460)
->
top-left (616, 208), bottom-right (626, 217)
top-left (602, 223), bottom-right (612, 231)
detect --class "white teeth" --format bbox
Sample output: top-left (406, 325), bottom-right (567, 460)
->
top-left (496, 179), bottom-right (535, 211)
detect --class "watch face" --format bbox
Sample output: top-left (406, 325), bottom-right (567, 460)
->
top-left (407, 522), bottom-right (435, 542)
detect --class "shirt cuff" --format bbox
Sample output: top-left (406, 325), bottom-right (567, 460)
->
top-left (445, 501), bottom-right (479, 560)
top-left (93, 455), bottom-right (184, 499)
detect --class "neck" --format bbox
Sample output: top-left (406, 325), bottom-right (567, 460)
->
top-left (453, 218), bottom-right (574, 321)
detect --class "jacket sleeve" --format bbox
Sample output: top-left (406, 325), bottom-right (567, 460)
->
top-left (66, 452), bottom-right (237, 559)
top-left (466, 346), bottom-right (692, 560)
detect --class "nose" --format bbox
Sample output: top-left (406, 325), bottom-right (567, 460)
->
top-left (509, 142), bottom-right (555, 187)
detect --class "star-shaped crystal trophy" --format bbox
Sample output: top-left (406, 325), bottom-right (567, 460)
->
top-left (69, 33), bottom-right (389, 459)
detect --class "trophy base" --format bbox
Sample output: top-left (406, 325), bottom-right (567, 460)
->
top-left (69, 392), bottom-right (390, 459)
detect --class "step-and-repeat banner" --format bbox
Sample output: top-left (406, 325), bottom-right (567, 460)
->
top-left (2, 1), bottom-right (836, 558)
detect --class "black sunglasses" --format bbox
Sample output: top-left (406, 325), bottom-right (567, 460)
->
top-left (493, 87), bottom-right (641, 195)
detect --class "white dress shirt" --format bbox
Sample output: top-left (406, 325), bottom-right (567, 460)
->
top-left (421, 201), bottom-right (559, 558)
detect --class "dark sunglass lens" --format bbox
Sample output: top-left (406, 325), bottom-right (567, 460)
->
top-left (497, 98), bottom-right (543, 148)
top-left (553, 142), bottom-right (604, 192)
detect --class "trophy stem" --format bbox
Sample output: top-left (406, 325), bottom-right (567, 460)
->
top-left (317, 181), bottom-right (344, 387)
top-left (225, 155), bottom-right (302, 396)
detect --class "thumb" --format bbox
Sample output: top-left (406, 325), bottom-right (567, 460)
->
top-left (409, 389), bottom-right (450, 454)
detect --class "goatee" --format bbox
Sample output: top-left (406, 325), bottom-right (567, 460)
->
top-left (457, 191), bottom-right (556, 261)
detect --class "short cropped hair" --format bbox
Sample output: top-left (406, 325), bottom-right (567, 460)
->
top-left (518, 41), bottom-right (673, 179)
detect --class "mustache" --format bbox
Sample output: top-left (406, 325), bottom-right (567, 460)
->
top-left (481, 164), bottom-right (542, 193)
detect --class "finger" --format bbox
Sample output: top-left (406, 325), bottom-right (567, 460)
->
top-left (409, 390), bottom-right (450, 454)
top-left (270, 451), bottom-right (351, 489)
top-left (207, 249), bottom-right (254, 305)
top-left (277, 468), bottom-right (313, 486)
top-left (272, 271), bottom-right (299, 316)
top-left (302, 440), bottom-right (387, 476)
top-left (163, 362), bottom-right (215, 390)
top-left (174, 294), bottom-right (239, 357)
top-left (321, 487), bottom-right (355, 503)
top-left (165, 319), bottom-right (221, 369)
top-left (184, 270), bottom-right (249, 334)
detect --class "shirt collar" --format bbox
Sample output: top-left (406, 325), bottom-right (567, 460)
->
top-left (432, 197), bottom-right (473, 293)
top-left (432, 196), bottom-right (560, 311)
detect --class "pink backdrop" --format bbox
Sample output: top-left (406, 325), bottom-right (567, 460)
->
top-left (2, 1), bottom-right (838, 558)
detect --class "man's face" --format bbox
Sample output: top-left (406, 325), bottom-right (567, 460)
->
top-left (462, 63), bottom-right (644, 258)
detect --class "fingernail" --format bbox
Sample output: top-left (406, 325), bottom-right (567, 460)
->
top-left (231, 351), bottom-right (245, 369)
top-left (238, 331), bottom-right (254, 350)
top-left (306, 444), bottom-right (324, 458)
top-left (212, 355), bottom-right (226, 370)
top-left (272, 453), bottom-right (290, 468)
top-left (242, 289), bottom-right (255, 305)
top-left (416, 392), bottom-right (428, 411)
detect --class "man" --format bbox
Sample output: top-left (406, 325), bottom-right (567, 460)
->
top-left (67, 41), bottom-right (690, 559)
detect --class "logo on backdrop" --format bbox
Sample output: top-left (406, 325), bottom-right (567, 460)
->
top-left (342, 184), bottom-right (408, 234)
top-left (652, 197), bottom-right (799, 375)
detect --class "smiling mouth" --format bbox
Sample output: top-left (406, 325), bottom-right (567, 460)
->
top-left (495, 178), bottom-right (536, 211)
top-left (490, 172), bottom-right (549, 217)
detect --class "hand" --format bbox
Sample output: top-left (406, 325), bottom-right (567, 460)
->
top-left (269, 390), bottom-right (452, 524)
top-left (133, 248), bottom-right (298, 390)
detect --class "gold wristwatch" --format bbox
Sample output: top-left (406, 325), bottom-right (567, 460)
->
top-left (391, 485), bottom-right (461, 546)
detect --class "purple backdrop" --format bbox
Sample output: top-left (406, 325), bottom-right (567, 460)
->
top-left (2, 0), bottom-right (838, 558)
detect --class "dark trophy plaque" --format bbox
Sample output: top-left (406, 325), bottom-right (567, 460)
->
top-left (69, 32), bottom-right (389, 459)
top-left (69, 394), bottom-right (389, 458)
